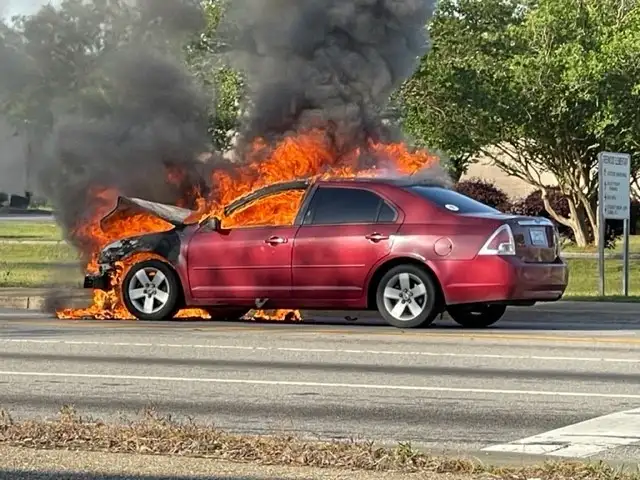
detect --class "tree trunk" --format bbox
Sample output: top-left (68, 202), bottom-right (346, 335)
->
top-left (566, 197), bottom-right (590, 246)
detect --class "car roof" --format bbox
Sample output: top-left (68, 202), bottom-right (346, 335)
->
top-left (223, 176), bottom-right (451, 217)
top-left (316, 176), bottom-right (448, 188)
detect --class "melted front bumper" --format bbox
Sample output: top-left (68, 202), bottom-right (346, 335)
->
top-left (83, 273), bottom-right (110, 290)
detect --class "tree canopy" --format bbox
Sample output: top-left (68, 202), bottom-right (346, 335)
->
top-left (402, 0), bottom-right (640, 245)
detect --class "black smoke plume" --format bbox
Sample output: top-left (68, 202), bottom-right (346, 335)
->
top-left (219, 0), bottom-right (437, 157)
top-left (0, 0), bottom-right (211, 254)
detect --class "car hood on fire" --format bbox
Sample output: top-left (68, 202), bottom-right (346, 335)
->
top-left (100, 180), bottom-right (313, 232)
top-left (100, 196), bottom-right (197, 232)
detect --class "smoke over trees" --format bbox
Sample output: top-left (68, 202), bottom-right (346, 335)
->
top-left (0, 0), bottom-right (440, 246)
top-left (0, 0), bottom-right (218, 246)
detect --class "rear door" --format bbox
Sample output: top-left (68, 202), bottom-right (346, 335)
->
top-left (292, 186), bottom-right (402, 300)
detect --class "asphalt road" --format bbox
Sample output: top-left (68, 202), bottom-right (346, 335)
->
top-left (0, 305), bottom-right (639, 466)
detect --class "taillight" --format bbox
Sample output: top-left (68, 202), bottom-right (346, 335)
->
top-left (478, 224), bottom-right (516, 256)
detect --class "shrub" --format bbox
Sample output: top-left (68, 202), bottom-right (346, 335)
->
top-left (511, 188), bottom-right (623, 248)
top-left (0, 192), bottom-right (7, 205)
top-left (455, 178), bottom-right (511, 212)
top-left (509, 187), bottom-right (570, 219)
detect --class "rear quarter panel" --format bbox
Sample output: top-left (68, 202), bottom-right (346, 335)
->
top-left (362, 185), bottom-right (504, 300)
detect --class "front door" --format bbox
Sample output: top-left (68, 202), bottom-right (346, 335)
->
top-left (188, 225), bottom-right (297, 301)
top-left (292, 185), bottom-right (402, 300)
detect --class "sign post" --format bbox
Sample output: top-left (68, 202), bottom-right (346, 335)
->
top-left (597, 151), bottom-right (631, 296)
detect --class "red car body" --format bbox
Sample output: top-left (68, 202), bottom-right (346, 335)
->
top-left (90, 178), bottom-right (569, 327)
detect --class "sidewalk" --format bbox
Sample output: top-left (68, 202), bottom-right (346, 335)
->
top-left (0, 287), bottom-right (638, 314)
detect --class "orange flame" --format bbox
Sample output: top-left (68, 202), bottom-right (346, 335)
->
top-left (57, 129), bottom-right (438, 321)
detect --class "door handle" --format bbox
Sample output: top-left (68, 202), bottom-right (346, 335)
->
top-left (265, 236), bottom-right (287, 246)
top-left (365, 232), bottom-right (390, 242)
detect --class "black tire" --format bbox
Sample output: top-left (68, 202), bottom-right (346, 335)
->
top-left (375, 264), bottom-right (439, 328)
top-left (447, 304), bottom-right (507, 328)
top-left (121, 259), bottom-right (181, 321)
top-left (205, 307), bottom-right (250, 321)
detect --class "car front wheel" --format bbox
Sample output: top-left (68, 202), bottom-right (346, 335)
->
top-left (447, 304), bottom-right (507, 328)
top-left (122, 259), bottom-right (180, 321)
top-left (376, 264), bottom-right (439, 328)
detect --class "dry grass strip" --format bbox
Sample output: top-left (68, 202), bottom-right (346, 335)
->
top-left (0, 406), bottom-right (638, 480)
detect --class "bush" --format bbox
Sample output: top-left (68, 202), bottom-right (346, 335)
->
top-left (509, 187), bottom-right (569, 218)
top-left (0, 192), bottom-right (8, 205)
top-left (511, 188), bottom-right (623, 248)
top-left (455, 178), bottom-right (511, 212)
top-left (510, 188), bottom-right (574, 239)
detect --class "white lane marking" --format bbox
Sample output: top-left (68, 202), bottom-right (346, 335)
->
top-left (482, 407), bottom-right (640, 458)
top-left (0, 338), bottom-right (638, 363)
top-left (1, 370), bottom-right (640, 399)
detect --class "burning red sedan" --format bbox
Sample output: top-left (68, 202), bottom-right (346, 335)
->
top-left (85, 177), bottom-right (568, 328)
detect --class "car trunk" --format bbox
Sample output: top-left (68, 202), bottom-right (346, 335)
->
top-left (508, 217), bottom-right (559, 263)
top-left (462, 212), bottom-right (559, 263)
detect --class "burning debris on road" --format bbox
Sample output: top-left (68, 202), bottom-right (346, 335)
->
top-left (2, 0), bottom-right (442, 321)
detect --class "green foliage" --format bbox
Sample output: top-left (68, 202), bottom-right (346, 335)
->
top-left (185, 0), bottom-right (243, 151)
top-left (399, 0), bottom-right (529, 181)
top-left (401, 0), bottom-right (640, 245)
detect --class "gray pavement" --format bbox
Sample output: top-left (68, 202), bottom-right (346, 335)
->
top-left (0, 307), bottom-right (639, 467)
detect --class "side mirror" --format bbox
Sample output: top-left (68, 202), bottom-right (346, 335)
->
top-left (202, 216), bottom-right (222, 232)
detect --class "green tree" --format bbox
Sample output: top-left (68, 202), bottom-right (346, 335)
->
top-left (491, 0), bottom-right (640, 246)
top-left (185, 0), bottom-right (244, 152)
top-left (399, 0), bottom-right (529, 181)
top-left (403, 0), bottom-right (640, 246)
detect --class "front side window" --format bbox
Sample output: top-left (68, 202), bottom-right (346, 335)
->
top-left (304, 187), bottom-right (396, 225)
top-left (223, 190), bottom-right (306, 228)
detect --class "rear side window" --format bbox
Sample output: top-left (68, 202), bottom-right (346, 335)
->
top-left (304, 187), bottom-right (397, 225)
top-left (406, 186), bottom-right (501, 214)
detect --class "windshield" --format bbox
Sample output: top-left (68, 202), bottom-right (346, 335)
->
top-left (406, 186), bottom-right (501, 214)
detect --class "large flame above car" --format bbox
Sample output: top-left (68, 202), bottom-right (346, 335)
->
top-left (56, 129), bottom-right (440, 320)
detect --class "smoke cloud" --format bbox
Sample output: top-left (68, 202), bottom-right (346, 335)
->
top-left (0, 0), bottom-right (211, 251)
top-left (1, 0), bottom-right (441, 250)
top-left (219, 0), bottom-right (437, 155)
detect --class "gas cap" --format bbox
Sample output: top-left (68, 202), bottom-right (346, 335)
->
top-left (434, 237), bottom-right (453, 257)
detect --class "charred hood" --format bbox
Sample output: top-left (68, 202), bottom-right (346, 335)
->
top-left (100, 196), bottom-right (196, 232)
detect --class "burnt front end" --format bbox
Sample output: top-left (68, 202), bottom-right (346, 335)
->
top-left (84, 272), bottom-right (111, 290)
top-left (82, 236), bottom-right (146, 291)
top-left (82, 195), bottom-right (198, 292)
top-left (82, 231), bottom-right (187, 291)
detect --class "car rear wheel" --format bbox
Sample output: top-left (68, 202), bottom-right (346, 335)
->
top-left (376, 264), bottom-right (439, 328)
top-left (447, 304), bottom-right (507, 328)
top-left (205, 307), bottom-right (250, 321)
top-left (122, 260), bottom-right (180, 321)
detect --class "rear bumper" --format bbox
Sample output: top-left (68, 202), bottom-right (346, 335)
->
top-left (443, 257), bottom-right (568, 305)
top-left (83, 273), bottom-right (110, 291)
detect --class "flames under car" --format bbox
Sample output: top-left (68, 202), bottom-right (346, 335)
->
top-left (84, 177), bottom-right (568, 328)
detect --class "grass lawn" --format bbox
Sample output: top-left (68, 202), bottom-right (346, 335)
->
top-left (562, 234), bottom-right (640, 253)
top-left (0, 221), bottom-right (638, 301)
top-left (0, 243), bottom-right (81, 288)
top-left (0, 221), bottom-right (63, 241)
top-left (564, 258), bottom-right (640, 300)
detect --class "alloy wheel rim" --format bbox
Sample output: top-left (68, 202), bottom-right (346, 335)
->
top-left (382, 272), bottom-right (428, 321)
top-left (128, 267), bottom-right (170, 314)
